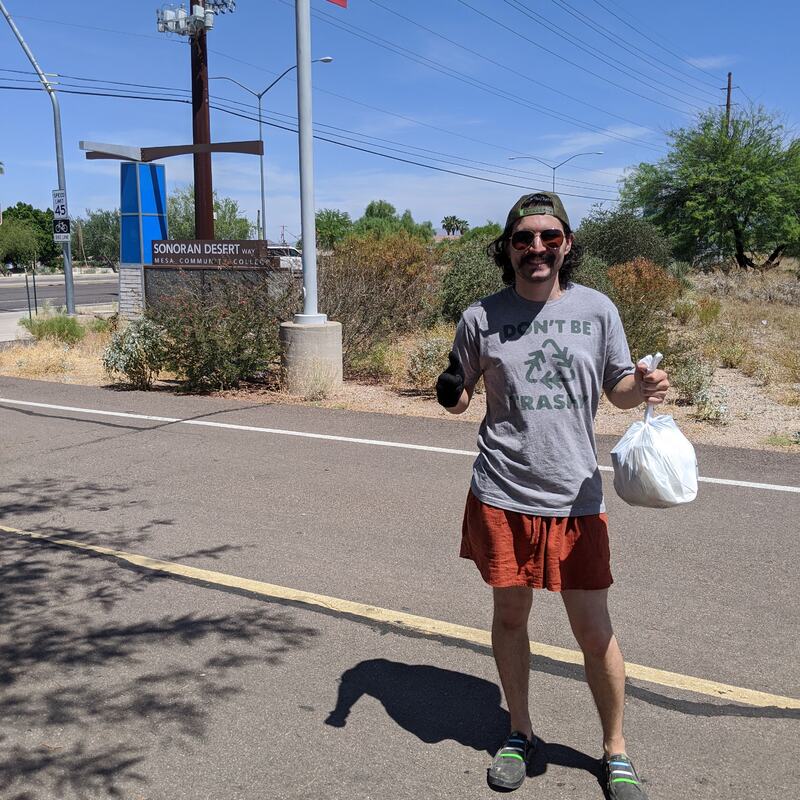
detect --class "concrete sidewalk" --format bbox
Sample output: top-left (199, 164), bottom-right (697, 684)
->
top-left (0, 310), bottom-right (32, 348)
top-left (0, 304), bottom-right (117, 347)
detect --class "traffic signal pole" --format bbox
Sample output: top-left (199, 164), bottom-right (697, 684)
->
top-left (1, 1), bottom-right (76, 314)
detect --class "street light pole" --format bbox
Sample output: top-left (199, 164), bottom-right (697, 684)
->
top-left (1, 0), bottom-right (75, 314)
top-left (509, 151), bottom-right (604, 192)
top-left (210, 57), bottom-right (331, 242)
top-left (257, 92), bottom-right (265, 239)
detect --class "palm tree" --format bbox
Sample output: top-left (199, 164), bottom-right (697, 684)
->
top-left (0, 161), bottom-right (4, 175)
top-left (455, 218), bottom-right (470, 235)
top-left (441, 215), bottom-right (459, 236)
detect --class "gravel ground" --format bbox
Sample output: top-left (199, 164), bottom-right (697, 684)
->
top-left (215, 368), bottom-right (800, 453)
top-left (2, 346), bottom-right (798, 453)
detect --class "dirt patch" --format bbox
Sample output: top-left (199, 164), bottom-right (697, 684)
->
top-left (208, 367), bottom-right (800, 453)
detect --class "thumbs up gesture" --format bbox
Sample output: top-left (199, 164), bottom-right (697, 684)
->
top-left (436, 351), bottom-right (465, 408)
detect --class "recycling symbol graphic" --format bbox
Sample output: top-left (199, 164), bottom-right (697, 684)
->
top-left (524, 339), bottom-right (575, 389)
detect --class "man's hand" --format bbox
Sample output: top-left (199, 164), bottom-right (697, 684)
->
top-left (436, 351), bottom-right (465, 408)
top-left (635, 362), bottom-right (670, 405)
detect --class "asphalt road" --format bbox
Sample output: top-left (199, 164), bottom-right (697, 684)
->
top-left (1, 375), bottom-right (798, 800)
top-left (0, 275), bottom-right (117, 312)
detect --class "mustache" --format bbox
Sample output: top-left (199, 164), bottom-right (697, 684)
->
top-left (522, 252), bottom-right (557, 266)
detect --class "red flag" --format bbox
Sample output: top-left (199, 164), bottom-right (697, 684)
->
top-left (326, 0), bottom-right (347, 6)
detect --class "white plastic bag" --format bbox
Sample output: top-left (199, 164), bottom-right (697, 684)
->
top-left (610, 353), bottom-right (698, 508)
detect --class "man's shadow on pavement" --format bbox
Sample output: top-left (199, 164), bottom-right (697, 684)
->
top-left (325, 658), bottom-right (600, 791)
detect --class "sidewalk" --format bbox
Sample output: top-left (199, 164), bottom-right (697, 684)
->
top-left (0, 304), bottom-right (117, 347)
top-left (0, 311), bottom-right (32, 348)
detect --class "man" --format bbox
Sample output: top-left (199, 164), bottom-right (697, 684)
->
top-left (435, 192), bottom-right (669, 797)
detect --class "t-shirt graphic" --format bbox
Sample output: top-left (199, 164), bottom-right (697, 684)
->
top-left (453, 283), bottom-right (634, 516)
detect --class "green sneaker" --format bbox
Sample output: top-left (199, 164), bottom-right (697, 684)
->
top-left (487, 731), bottom-right (536, 791)
top-left (603, 753), bottom-right (648, 799)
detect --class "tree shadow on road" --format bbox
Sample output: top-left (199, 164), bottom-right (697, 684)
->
top-left (0, 479), bottom-right (320, 799)
top-left (324, 658), bottom-right (598, 782)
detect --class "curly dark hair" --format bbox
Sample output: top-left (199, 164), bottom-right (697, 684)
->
top-left (487, 223), bottom-right (582, 289)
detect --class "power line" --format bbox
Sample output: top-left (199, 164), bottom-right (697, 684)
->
top-left (364, 0), bottom-right (665, 132)
top-left (587, 0), bottom-right (727, 83)
top-left (0, 83), bottom-right (619, 201)
top-left (287, 0), bottom-right (668, 150)
top-left (498, 0), bottom-right (711, 109)
top-left (5, 11), bottom-right (647, 176)
top-left (451, 0), bottom-right (697, 116)
top-left (0, 67), bottom-right (621, 193)
top-left (541, 0), bottom-right (721, 96)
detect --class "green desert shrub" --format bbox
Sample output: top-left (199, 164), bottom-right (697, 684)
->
top-left (439, 238), bottom-right (503, 323)
top-left (20, 313), bottom-right (85, 345)
top-left (148, 272), bottom-right (300, 391)
top-left (577, 207), bottom-right (673, 268)
top-left (406, 334), bottom-right (452, 392)
top-left (607, 258), bottom-right (681, 359)
top-left (319, 231), bottom-right (438, 370)
top-left (102, 317), bottom-right (166, 390)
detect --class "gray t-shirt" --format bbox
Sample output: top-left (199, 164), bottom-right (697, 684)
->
top-left (453, 283), bottom-right (634, 517)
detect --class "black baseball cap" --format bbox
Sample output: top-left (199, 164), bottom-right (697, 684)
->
top-left (504, 191), bottom-right (571, 232)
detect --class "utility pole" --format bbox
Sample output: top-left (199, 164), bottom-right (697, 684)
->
top-left (157, 2), bottom-right (238, 239)
top-left (191, 1), bottom-right (214, 239)
top-left (1, 1), bottom-right (76, 314)
top-left (725, 71), bottom-right (732, 138)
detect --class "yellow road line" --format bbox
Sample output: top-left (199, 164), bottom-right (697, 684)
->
top-left (2, 523), bottom-right (798, 710)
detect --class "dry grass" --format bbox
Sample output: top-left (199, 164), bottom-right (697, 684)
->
top-left (0, 330), bottom-right (113, 385)
top-left (674, 283), bottom-right (800, 406)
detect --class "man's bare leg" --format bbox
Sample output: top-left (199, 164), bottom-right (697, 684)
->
top-left (492, 586), bottom-right (534, 737)
top-left (561, 588), bottom-right (627, 755)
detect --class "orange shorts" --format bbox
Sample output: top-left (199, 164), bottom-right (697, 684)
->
top-left (460, 490), bottom-right (613, 592)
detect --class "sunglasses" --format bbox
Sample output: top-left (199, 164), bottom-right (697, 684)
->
top-left (510, 229), bottom-right (565, 251)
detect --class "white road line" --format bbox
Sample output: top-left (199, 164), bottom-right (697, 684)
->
top-left (2, 396), bottom-right (799, 494)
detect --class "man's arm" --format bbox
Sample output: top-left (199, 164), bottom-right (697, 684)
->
top-left (444, 387), bottom-right (472, 415)
top-left (606, 363), bottom-right (670, 409)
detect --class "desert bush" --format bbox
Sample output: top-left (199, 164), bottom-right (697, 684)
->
top-left (695, 388), bottom-right (730, 425)
top-left (577, 207), bottom-right (673, 267)
top-left (574, 254), bottom-right (613, 296)
top-left (86, 315), bottom-right (117, 335)
top-left (20, 312), bottom-right (85, 345)
top-left (148, 272), bottom-right (300, 391)
top-left (319, 232), bottom-right (438, 369)
top-left (668, 351), bottom-right (715, 404)
top-left (406, 333), bottom-right (452, 392)
top-left (607, 258), bottom-right (680, 358)
top-left (347, 342), bottom-right (396, 381)
top-left (672, 298), bottom-right (696, 325)
top-left (717, 340), bottom-right (749, 369)
top-left (773, 346), bottom-right (800, 385)
top-left (740, 353), bottom-right (777, 386)
top-left (667, 260), bottom-right (693, 293)
top-left (439, 237), bottom-right (504, 323)
top-left (102, 317), bottom-right (166, 390)
top-left (696, 296), bottom-right (721, 325)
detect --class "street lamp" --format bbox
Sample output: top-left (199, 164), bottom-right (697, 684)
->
top-left (210, 56), bottom-right (333, 241)
top-left (509, 151), bottom-right (604, 192)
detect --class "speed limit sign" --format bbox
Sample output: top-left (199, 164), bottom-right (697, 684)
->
top-left (52, 189), bottom-right (68, 220)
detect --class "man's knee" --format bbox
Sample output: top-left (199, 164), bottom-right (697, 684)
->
top-left (492, 587), bottom-right (532, 630)
top-left (572, 624), bottom-right (614, 659)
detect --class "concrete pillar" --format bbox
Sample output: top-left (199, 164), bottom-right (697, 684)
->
top-left (279, 321), bottom-right (343, 396)
top-left (118, 263), bottom-right (144, 320)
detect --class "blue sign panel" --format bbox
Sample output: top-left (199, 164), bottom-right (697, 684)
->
top-left (119, 163), bottom-right (168, 265)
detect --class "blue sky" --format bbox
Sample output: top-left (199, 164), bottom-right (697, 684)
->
top-left (1, 0), bottom-right (797, 242)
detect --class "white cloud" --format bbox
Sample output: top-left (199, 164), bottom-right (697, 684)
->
top-left (686, 55), bottom-right (733, 70)
top-left (537, 126), bottom-right (655, 159)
